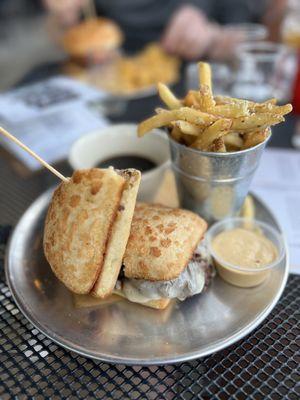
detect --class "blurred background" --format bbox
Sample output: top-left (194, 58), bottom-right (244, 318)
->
top-left (0, 0), bottom-right (299, 95)
top-left (0, 0), bottom-right (300, 229)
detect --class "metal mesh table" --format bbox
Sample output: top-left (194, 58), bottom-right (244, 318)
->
top-left (0, 227), bottom-right (299, 400)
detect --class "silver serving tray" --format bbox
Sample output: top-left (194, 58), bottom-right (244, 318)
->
top-left (5, 190), bottom-right (289, 365)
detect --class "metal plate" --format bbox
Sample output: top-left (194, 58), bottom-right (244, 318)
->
top-left (5, 190), bottom-right (289, 365)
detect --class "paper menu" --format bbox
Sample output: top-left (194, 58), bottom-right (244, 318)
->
top-left (252, 148), bottom-right (300, 190)
top-left (0, 76), bottom-right (108, 170)
top-left (251, 148), bottom-right (300, 273)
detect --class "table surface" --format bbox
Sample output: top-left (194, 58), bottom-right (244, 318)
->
top-left (0, 65), bottom-right (299, 399)
top-left (0, 232), bottom-right (299, 399)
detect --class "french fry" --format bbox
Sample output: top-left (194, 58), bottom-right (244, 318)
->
top-left (209, 137), bottom-right (226, 152)
top-left (191, 119), bottom-right (232, 150)
top-left (199, 62), bottom-right (212, 92)
top-left (268, 103), bottom-right (292, 116)
top-left (137, 107), bottom-right (218, 136)
top-left (214, 96), bottom-right (279, 116)
top-left (214, 95), bottom-right (243, 106)
top-left (184, 90), bottom-right (201, 108)
top-left (137, 61), bottom-right (292, 152)
top-left (231, 113), bottom-right (284, 131)
top-left (175, 120), bottom-right (202, 136)
top-left (211, 102), bottom-right (249, 118)
top-left (224, 132), bottom-right (243, 149)
top-left (170, 125), bottom-right (182, 142)
top-left (157, 82), bottom-right (182, 109)
top-left (197, 85), bottom-right (215, 111)
top-left (240, 195), bottom-right (255, 229)
top-left (242, 129), bottom-right (270, 149)
top-left (215, 97), bottom-right (291, 119)
top-left (250, 98), bottom-right (277, 111)
top-left (215, 96), bottom-right (277, 108)
top-left (240, 195), bottom-right (255, 219)
top-left (182, 133), bottom-right (197, 146)
top-left (262, 98), bottom-right (277, 105)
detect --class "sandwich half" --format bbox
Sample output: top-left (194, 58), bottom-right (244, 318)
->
top-left (114, 203), bottom-right (213, 309)
top-left (44, 168), bottom-right (141, 297)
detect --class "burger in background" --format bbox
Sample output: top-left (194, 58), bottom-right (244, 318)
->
top-left (62, 18), bottom-right (123, 64)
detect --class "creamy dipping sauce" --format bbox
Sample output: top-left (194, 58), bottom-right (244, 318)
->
top-left (212, 228), bottom-right (278, 287)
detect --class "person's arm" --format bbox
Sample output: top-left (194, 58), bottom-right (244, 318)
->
top-left (160, 3), bottom-right (242, 61)
top-left (161, 4), bottom-right (218, 60)
top-left (43, 0), bottom-right (87, 26)
top-left (262, 0), bottom-right (289, 41)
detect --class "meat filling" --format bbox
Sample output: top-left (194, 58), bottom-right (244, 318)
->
top-left (115, 245), bottom-right (214, 303)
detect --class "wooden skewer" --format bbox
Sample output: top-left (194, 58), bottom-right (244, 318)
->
top-left (0, 126), bottom-right (69, 182)
top-left (82, 4), bottom-right (90, 20)
top-left (82, 0), bottom-right (96, 20)
top-left (88, 0), bottom-right (97, 19)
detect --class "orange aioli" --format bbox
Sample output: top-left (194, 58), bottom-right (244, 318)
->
top-left (212, 228), bottom-right (278, 287)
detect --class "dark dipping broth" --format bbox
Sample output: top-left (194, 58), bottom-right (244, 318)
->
top-left (96, 155), bottom-right (157, 172)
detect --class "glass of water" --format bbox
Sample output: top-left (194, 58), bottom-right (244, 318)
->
top-left (231, 41), bottom-right (296, 102)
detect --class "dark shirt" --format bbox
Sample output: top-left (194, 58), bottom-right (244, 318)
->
top-left (95, 0), bottom-right (268, 51)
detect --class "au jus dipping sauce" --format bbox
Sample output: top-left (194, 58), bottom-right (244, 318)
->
top-left (96, 155), bottom-right (157, 172)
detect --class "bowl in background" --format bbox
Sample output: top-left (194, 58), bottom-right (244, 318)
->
top-left (69, 123), bottom-right (170, 201)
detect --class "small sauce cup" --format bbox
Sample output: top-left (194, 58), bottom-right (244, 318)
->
top-left (206, 217), bottom-right (285, 287)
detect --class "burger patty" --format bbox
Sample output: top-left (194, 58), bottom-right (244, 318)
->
top-left (115, 245), bottom-right (214, 302)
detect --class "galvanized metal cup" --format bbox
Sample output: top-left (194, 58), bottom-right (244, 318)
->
top-left (169, 133), bottom-right (270, 223)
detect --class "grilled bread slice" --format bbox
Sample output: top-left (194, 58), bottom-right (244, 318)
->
top-left (123, 203), bottom-right (207, 281)
top-left (92, 169), bottom-right (140, 298)
top-left (44, 168), bottom-right (140, 295)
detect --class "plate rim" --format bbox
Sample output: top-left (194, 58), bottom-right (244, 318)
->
top-left (5, 189), bottom-right (289, 365)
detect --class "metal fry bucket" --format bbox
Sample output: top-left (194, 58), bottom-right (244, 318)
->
top-left (169, 134), bottom-right (270, 223)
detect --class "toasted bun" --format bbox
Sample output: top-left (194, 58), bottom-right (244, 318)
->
top-left (123, 203), bottom-right (207, 281)
top-left (63, 18), bottom-right (123, 58)
top-left (92, 169), bottom-right (141, 298)
top-left (44, 168), bottom-right (140, 295)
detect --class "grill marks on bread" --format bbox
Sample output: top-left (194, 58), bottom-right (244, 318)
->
top-left (123, 203), bottom-right (207, 281)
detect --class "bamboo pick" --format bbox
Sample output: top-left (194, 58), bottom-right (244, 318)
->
top-left (82, 0), bottom-right (96, 20)
top-left (82, 3), bottom-right (90, 20)
top-left (88, 0), bottom-right (97, 19)
top-left (0, 126), bottom-right (69, 182)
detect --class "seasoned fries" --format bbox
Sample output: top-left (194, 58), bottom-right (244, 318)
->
top-left (197, 85), bottom-right (215, 111)
top-left (157, 83), bottom-right (181, 109)
top-left (199, 62), bottom-right (212, 92)
top-left (138, 107), bottom-right (217, 137)
top-left (224, 132), bottom-right (244, 150)
top-left (175, 121), bottom-right (202, 136)
top-left (209, 137), bottom-right (226, 153)
top-left (85, 43), bottom-right (181, 95)
top-left (137, 62), bottom-right (292, 152)
top-left (191, 119), bottom-right (232, 150)
top-left (242, 129), bottom-right (270, 149)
